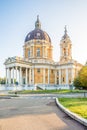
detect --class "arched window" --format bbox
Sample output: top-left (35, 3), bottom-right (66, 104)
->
top-left (64, 48), bottom-right (66, 56)
top-left (37, 48), bottom-right (40, 57)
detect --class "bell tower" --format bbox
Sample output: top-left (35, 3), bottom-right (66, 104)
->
top-left (60, 26), bottom-right (72, 63)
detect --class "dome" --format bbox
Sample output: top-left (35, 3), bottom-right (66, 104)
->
top-left (25, 16), bottom-right (51, 43)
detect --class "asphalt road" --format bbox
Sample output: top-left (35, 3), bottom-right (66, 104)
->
top-left (0, 96), bottom-right (86, 130)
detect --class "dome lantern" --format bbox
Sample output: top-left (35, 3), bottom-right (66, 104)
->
top-left (35, 15), bottom-right (41, 29)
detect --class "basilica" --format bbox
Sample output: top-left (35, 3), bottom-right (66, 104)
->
top-left (4, 16), bottom-right (83, 88)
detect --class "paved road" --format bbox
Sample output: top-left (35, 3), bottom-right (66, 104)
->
top-left (0, 96), bottom-right (86, 130)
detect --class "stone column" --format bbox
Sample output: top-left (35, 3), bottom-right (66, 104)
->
top-left (26, 68), bottom-right (28, 85)
top-left (30, 46), bottom-right (31, 58)
top-left (43, 68), bottom-right (45, 84)
top-left (66, 68), bottom-right (68, 84)
top-left (19, 67), bottom-right (22, 85)
top-left (48, 68), bottom-right (50, 84)
top-left (71, 68), bottom-right (74, 83)
top-left (43, 46), bottom-right (44, 58)
top-left (55, 69), bottom-right (57, 84)
top-left (8, 68), bottom-right (11, 85)
top-left (59, 69), bottom-right (61, 85)
top-left (33, 46), bottom-right (34, 58)
top-left (32, 68), bottom-right (34, 84)
top-left (15, 67), bottom-right (17, 82)
top-left (29, 68), bottom-right (31, 84)
top-left (13, 67), bottom-right (14, 84)
top-left (6, 68), bottom-right (8, 85)
top-left (46, 47), bottom-right (47, 58)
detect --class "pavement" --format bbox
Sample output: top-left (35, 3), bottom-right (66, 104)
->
top-left (0, 95), bottom-right (86, 130)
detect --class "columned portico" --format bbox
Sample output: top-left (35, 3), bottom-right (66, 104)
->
top-left (5, 65), bottom-right (32, 86)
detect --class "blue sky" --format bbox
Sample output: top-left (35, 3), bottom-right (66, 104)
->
top-left (0, 0), bottom-right (87, 77)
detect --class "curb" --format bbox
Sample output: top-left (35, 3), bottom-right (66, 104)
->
top-left (0, 96), bottom-right (11, 99)
top-left (56, 98), bottom-right (87, 127)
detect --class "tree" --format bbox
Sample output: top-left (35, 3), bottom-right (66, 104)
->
top-left (0, 77), bottom-right (6, 84)
top-left (79, 66), bottom-right (87, 89)
top-left (73, 66), bottom-right (87, 89)
top-left (73, 77), bottom-right (82, 89)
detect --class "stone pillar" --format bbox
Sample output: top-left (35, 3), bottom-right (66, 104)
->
top-left (13, 67), bottom-right (14, 84)
top-left (43, 68), bottom-right (45, 84)
top-left (48, 68), bottom-right (50, 84)
top-left (71, 68), bottom-right (74, 83)
top-left (32, 68), bottom-right (34, 84)
top-left (19, 67), bottom-right (22, 85)
top-left (66, 68), bottom-right (68, 84)
top-left (43, 46), bottom-right (44, 58)
top-left (8, 68), bottom-right (11, 85)
top-left (55, 69), bottom-right (57, 84)
top-left (30, 46), bottom-right (31, 58)
top-left (15, 67), bottom-right (17, 82)
top-left (26, 68), bottom-right (28, 85)
top-left (59, 69), bottom-right (61, 85)
top-left (29, 68), bottom-right (31, 84)
top-left (33, 46), bottom-right (34, 57)
top-left (6, 68), bottom-right (8, 84)
top-left (46, 47), bottom-right (47, 58)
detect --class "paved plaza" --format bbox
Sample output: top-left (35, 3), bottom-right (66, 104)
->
top-left (0, 96), bottom-right (86, 130)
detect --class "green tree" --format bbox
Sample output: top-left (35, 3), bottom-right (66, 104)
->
top-left (0, 77), bottom-right (6, 84)
top-left (74, 66), bottom-right (87, 89)
top-left (79, 66), bottom-right (87, 89)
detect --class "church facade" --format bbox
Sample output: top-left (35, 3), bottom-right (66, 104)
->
top-left (4, 16), bottom-right (83, 88)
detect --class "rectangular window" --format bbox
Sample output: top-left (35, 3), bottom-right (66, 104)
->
top-left (57, 71), bottom-right (59, 75)
top-left (51, 70), bottom-right (53, 73)
top-left (37, 48), bottom-right (40, 57)
top-left (37, 68), bottom-right (40, 73)
top-left (28, 50), bottom-right (30, 57)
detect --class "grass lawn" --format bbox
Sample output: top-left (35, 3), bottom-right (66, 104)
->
top-left (9, 89), bottom-right (87, 94)
top-left (59, 97), bottom-right (87, 119)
